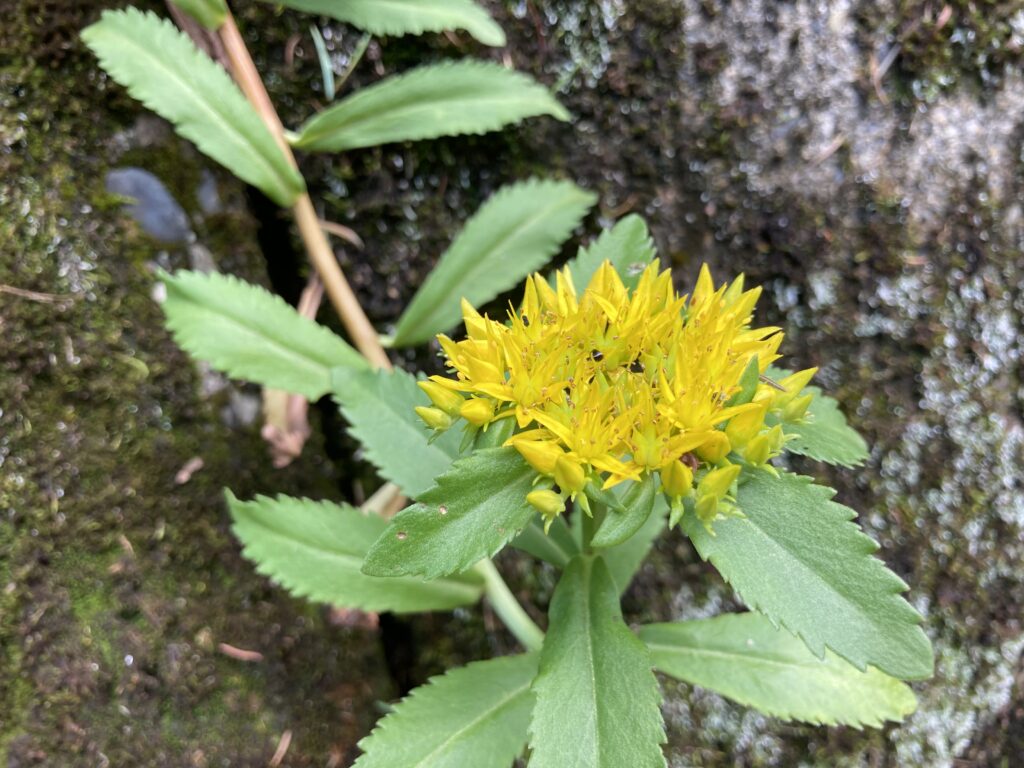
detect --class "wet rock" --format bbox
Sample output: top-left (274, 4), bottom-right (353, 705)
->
top-left (105, 167), bottom-right (193, 244)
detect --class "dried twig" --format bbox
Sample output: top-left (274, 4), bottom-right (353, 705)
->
top-left (0, 284), bottom-right (73, 304)
top-left (319, 219), bottom-right (365, 250)
top-left (217, 643), bottom-right (264, 662)
top-left (268, 730), bottom-right (292, 767)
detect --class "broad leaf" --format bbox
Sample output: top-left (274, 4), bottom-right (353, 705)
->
top-left (161, 270), bottom-right (366, 399)
top-left (331, 367), bottom-right (463, 498)
top-left (356, 655), bottom-right (536, 768)
top-left (82, 9), bottom-right (304, 206)
top-left (362, 447), bottom-right (537, 579)
top-left (529, 556), bottom-right (666, 768)
top-left (227, 493), bottom-right (483, 612)
top-left (512, 516), bottom-right (578, 568)
top-left (766, 366), bottom-right (869, 467)
top-left (392, 179), bottom-right (597, 345)
top-left (355, 654), bottom-right (536, 768)
top-left (261, 0), bottom-right (506, 46)
top-left (563, 214), bottom-right (657, 291)
top-left (681, 471), bottom-right (933, 680)
top-left (591, 473), bottom-right (656, 549)
top-left (290, 60), bottom-right (569, 152)
top-left (329, 368), bottom-right (462, 499)
top-left (171, 0), bottom-right (227, 29)
top-left (640, 613), bottom-right (917, 728)
top-left (603, 498), bottom-right (666, 595)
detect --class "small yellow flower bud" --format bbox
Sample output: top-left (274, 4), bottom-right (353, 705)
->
top-left (661, 459), bottom-right (694, 499)
top-left (631, 425), bottom-right (661, 469)
top-left (725, 403), bottom-right (768, 448)
top-left (527, 489), bottom-right (565, 523)
top-left (461, 298), bottom-right (489, 338)
top-left (415, 406), bottom-right (452, 431)
top-left (513, 440), bottom-right (564, 475)
top-left (767, 424), bottom-right (787, 452)
top-left (460, 397), bottom-right (496, 427)
top-left (695, 494), bottom-right (718, 525)
top-left (695, 431), bottom-right (731, 464)
top-left (774, 367), bottom-right (817, 407)
top-left (722, 273), bottom-right (745, 305)
top-left (554, 455), bottom-right (586, 495)
top-left (698, 462), bottom-right (741, 501)
top-left (781, 393), bottom-right (814, 422)
top-left (744, 433), bottom-right (772, 467)
top-left (418, 379), bottom-right (464, 416)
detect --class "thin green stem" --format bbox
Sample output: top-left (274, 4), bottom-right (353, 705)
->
top-left (581, 501), bottom-right (606, 553)
top-left (473, 559), bottom-right (544, 653)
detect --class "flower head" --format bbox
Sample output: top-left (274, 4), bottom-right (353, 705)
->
top-left (421, 260), bottom-right (815, 529)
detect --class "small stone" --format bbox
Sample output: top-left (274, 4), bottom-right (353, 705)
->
top-left (105, 167), bottom-right (192, 244)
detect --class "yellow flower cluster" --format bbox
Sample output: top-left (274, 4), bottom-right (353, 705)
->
top-left (416, 261), bottom-right (816, 531)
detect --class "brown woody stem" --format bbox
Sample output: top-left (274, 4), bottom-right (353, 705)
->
top-left (218, 13), bottom-right (391, 370)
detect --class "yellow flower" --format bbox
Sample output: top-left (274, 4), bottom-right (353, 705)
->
top-left (429, 260), bottom-right (812, 528)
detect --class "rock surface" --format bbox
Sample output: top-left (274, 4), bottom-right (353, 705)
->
top-left (2, 0), bottom-right (1022, 765)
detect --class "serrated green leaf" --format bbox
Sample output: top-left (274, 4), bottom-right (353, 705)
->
top-left (392, 179), bottom-right (596, 346)
top-left (260, 0), bottom-right (506, 46)
top-left (82, 9), bottom-right (304, 206)
top-left (529, 556), bottom-right (666, 768)
top-left (355, 654), bottom-right (535, 768)
top-left (227, 492), bottom-right (482, 612)
top-left (681, 471), bottom-right (933, 680)
top-left (362, 447), bottom-right (537, 579)
top-left (782, 389), bottom-right (870, 466)
top-left (331, 367), bottom-right (463, 498)
top-left (562, 214), bottom-right (657, 292)
top-left (291, 60), bottom-right (569, 153)
top-left (160, 270), bottom-right (366, 399)
top-left (603, 497), bottom-right (666, 595)
top-left (512, 516), bottom-right (578, 568)
top-left (640, 613), bottom-right (917, 728)
top-left (592, 473), bottom-right (656, 549)
top-left (765, 366), bottom-right (869, 467)
top-left (171, 0), bottom-right (227, 29)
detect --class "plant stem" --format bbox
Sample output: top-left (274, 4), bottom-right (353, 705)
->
top-left (218, 13), bottom-right (391, 371)
top-left (580, 501), bottom-right (606, 553)
top-left (473, 559), bottom-right (544, 653)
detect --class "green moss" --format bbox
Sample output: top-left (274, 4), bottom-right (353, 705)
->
top-left (857, 1), bottom-right (1024, 99)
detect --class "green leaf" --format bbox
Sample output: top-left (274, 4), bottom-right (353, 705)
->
top-left (529, 556), bottom-right (666, 768)
top-left (726, 355), bottom-right (760, 407)
top-left (227, 492), bottom-right (483, 612)
top-left (171, 0), bottom-right (227, 29)
top-left (362, 447), bottom-right (537, 579)
top-left (331, 367), bottom-right (463, 498)
top-left (160, 270), bottom-right (366, 399)
top-left (82, 9), bottom-right (304, 206)
top-left (563, 214), bottom-right (657, 292)
top-left (640, 613), bottom-right (917, 728)
top-left (512, 516), bottom-right (578, 568)
top-left (582, 479), bottom-right (627, 514)
top-left (765, 366), bottom-right (869, 467)
top-left (355, 654), bottom-right (536, 768)
top-left (262, 0), bottom-right (506, 47)
top-left (290, 60), bottom-right (569, 153)
top-left (391, 179), bottom-right (596, 345)
top-left (591, 473), bottom-right (657, 549)
top-left (681, 471), bottom-right (933, 680)
top-left (603, 498), bottom-right (666, 595)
